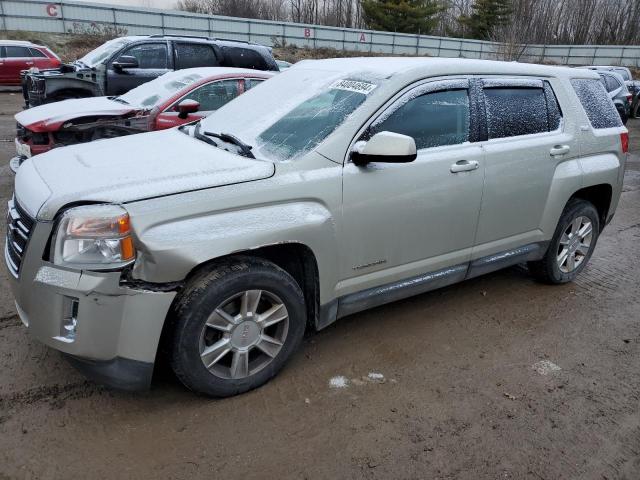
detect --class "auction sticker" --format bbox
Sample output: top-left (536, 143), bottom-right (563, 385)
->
top-left (330, 79), bottom-right (377, 95)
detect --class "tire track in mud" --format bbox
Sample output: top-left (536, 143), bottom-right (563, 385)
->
top-left (0, 381), bottom-right (103, 418)
top-left (0, 314), bottom-right (19, 330)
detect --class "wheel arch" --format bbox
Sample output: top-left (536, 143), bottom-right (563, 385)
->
top-left (155, 242), bottom-right (321, 368)
top-left (568, 183), bottom-right (613, 227)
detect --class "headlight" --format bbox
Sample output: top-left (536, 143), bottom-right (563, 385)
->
top-left (53, 204), bottom-right (135, 269)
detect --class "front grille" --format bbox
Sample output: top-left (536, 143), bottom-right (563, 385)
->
top-left (16, 123), bottom-right (28, 141)
top-left (5, 197), bottom-right (35, 278)
top-left (27, 76), bottom-right (46, 95)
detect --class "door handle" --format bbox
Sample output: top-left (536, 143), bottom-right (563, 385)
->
top-left (450, 159), bottom-right (479, 173)
top-left (550, 145), bottom-right (570, 157)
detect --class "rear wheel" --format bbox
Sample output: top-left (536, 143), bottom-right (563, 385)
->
top-left (169, 258), bottom-right (306, 397)
top-left (528, 199), bottom-right (600, 284)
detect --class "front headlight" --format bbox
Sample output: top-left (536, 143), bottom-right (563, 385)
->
top-left (53, 204), bottom-right (136, 269)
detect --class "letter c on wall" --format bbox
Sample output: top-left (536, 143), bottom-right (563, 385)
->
top-left (46, 4), bottom-right (59, 17)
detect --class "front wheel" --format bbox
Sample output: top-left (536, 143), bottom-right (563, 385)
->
top-left (528, 199), bottom-right (600, 284)
top-left (169, 258), bottom-right (306, 397)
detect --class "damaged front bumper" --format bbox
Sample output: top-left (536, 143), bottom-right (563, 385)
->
top-left (7, 221), bottom-right (177, 391)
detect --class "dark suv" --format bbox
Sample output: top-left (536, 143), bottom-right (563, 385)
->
top-left (22, 35), bottom-right (278, 107)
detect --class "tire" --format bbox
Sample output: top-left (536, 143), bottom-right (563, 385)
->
top-left (169, 257), bottom-right (306, 397)
top-left (528, 199), bottom-right (600, 284)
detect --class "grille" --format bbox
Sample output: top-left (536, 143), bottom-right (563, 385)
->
top-left (27, 76), bottom-right (46, 95)
top-left (16, 123), bottom-right (27, 141)
top-left (5, 197), bottom-right (35, 278)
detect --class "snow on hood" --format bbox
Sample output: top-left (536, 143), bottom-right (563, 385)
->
top-left (17, 128), bottom-right (274, 221)
top-left (15, 97), bottom-right (139, 131)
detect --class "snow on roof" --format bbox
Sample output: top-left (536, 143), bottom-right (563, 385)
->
top-left (0, 39), bottom-right (42, 47)
top-left (153, 66), bottom-right (275, 82)
top-left (291, 56), bottom-right (600, 80)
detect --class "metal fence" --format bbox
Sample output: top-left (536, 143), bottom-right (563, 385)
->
top-left (2, 0), bottom-right (640, 68)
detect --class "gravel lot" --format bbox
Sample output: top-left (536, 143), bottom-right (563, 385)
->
top-left (0, 91), bottom-right (639, 479)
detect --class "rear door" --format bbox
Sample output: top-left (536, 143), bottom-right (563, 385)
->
top-left (28, 47), bottom-right (54, 70)
top-left (0, 47), bottom-right (6, 84)
top-left (106, 42), bottom-right (171, 95)
top-left (4, 46), bottom-right (34, 85)
top-left (473, 77), bottom-right (577, 257)
top-left (173, 42), bottom-right (220, 69)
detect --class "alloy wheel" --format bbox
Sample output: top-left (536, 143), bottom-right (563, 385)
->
top-left (557, 216), bottom-right (593, 273)
top-left (199, 290), bottom-right (289, 379)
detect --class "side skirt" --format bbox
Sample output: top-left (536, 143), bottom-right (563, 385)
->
top-left (316, 242), bottom-right (548, 330)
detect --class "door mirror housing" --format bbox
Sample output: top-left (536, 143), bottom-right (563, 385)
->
top-left (112, 55), bottom-right (139, 70)
top-left (174, 99), bottom-right (201, 119)
top-left (351, 131), bottom-right (417, 166)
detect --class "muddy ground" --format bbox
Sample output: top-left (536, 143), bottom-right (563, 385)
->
top-left (0, 92), bottom-right (639, 480)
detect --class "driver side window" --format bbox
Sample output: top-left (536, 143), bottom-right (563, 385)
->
top-left (176, 79), bottom-right (240, 112)
top-left (371, 89), bottom-right (470, 150)
top-left (119, 43), bottom-right (168, 69)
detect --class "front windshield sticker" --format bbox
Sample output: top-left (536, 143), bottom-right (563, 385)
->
top-left (329, 79), bottom-right (377, 95)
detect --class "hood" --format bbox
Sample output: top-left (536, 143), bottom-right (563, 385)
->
top-left (15, 97), bottom-right (139, 132)
top-left (15, 128), bottom-right (275, 221)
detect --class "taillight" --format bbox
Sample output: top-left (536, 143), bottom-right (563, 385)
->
top-left (621, 132), bottom-right (629, 154)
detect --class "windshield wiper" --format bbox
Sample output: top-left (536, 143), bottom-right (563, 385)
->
top-left (192, 122), bottom-right (219, 147)
top-left (203, 131), bottom-right (255, 159)
top-left (111, 97), bottom-right (129, 105)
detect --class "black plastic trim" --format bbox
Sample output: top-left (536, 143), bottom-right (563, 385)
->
top-left (64, 354), bottom-right (154, 391)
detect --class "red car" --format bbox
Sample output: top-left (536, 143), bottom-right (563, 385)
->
top-left (12, 67), bottom-right (274, 171)
top-left (0, 40), bottom-right (61, 85)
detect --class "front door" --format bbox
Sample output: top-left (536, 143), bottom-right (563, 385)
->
top-left (340, 79), bottom-right (485, 296)
top-left (106, 42), bottom-right (171, 95)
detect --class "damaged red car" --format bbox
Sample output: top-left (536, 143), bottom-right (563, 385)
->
top-left (12, 67), bottom-right (274, 171)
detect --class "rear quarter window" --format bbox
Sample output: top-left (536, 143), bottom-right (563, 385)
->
top-left (571, 78), bottom-right (623, 129)
top-left (221, 47), bottom-right (268, 70)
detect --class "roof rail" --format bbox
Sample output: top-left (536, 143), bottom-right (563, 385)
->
top-left (148, 34), bottom-right (211, 40)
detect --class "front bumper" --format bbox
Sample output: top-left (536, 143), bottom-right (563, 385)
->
top-left (7, 220), bottom-right (177, 390)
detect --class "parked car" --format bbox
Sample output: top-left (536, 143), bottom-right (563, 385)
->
top-left (582, 65), bottom-right (633, 82)
top-left (628, 80), bottom-right (640, 118)
top-left (8, 58), bottom-right (627, 397)
top-left (276, 60), bottom-right (292, 71)
top-left (0, 40), bottom-right (60, 86)
top-left (21, 35), bottom-right (278, 107)
top-left (11, 67), bottom-right (274, 172)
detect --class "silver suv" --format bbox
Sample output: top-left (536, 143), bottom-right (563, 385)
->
top-left (7, 58), bottom-right (628, 396)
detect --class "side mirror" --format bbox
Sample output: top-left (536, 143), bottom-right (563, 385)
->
top-left (351, 131), bottom-right (417, 166)
top-left (174, 99), bottom-right (200, 119)
top-left (112, 55), bottom-right (139, 70)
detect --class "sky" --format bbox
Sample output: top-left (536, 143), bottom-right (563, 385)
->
top-left (75, 0), bottom-right (179, 9)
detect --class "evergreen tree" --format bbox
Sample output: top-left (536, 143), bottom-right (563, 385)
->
top-left (362, 0), bottom-right (444, 35)
top-left (459, 0), bottom-right (513, 40)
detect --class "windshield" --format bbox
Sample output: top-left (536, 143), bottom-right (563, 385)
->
top-left (78, 37), bottom-right (134, 67)
top-left (200, 69), bottom-right (380, 161)
top-left (118, 72), bottom-right (204, 108)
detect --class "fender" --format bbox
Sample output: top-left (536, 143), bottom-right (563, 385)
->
top-left (125, 155), bottom-right (343, 307)
top-left (42, 76), bottom-right (102, 99)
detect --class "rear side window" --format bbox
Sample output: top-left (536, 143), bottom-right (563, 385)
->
top-left (5, 46), bottom-right (31, 58)
top-left (602, 74), bottom-right (620, 93)
top-left (571, 79), bottom-right (623, 129)
top-left (174, 43), bottom-right (218, 69)
top-left (28, 48), bottom-right (47, 58)
top-left (221, 47), bottom-right (268, 70)
top-left (484, 87), bottom-right (550, 139)
top-left (371, 89), bottom-right (470, 149)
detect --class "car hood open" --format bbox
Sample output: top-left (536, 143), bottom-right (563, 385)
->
top-left (15, 97), bottom-right (140, 132)
top-left (15, 128), bottom-right (275, 221)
